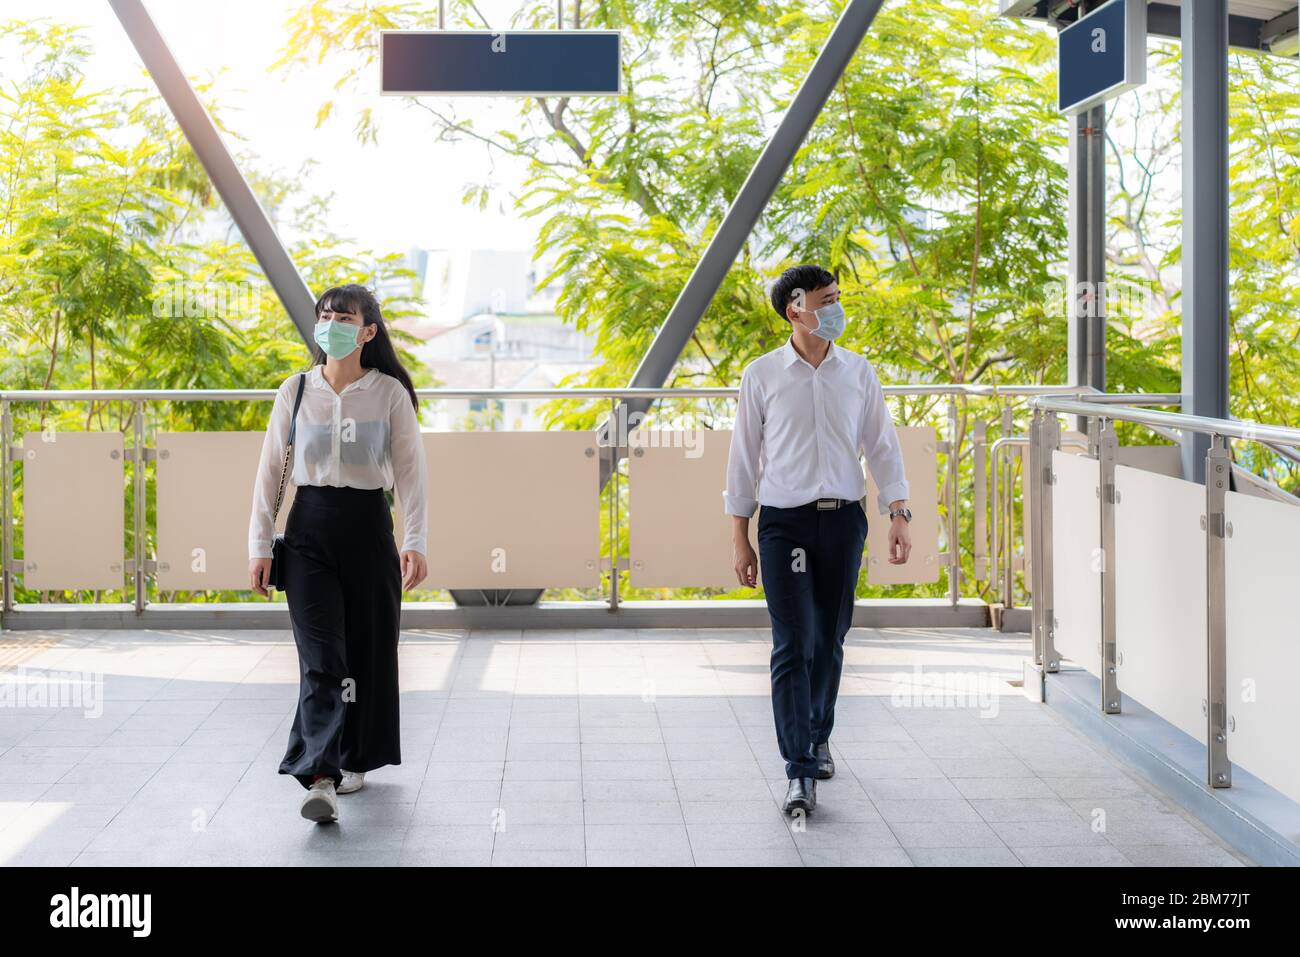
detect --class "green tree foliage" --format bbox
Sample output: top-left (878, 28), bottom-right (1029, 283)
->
top-left (0, 18), bottom-right (426, 602)
top-left (276, 0), bottom-right (1299, 601)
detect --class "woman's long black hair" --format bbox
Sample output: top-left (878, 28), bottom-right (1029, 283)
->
top-left (308, 284), bottom-right (419, 412)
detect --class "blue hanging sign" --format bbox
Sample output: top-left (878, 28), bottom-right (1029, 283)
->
top-left (1058, 0), bottom-right (1146, 115)
top-left (380, 30), bottom-right (622, 96)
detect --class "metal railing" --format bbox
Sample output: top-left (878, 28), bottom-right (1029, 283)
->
top-left (985, 392), bottom-right (1187, 609)
top-left (0, 381), bottom-right (1172, 619)
top-left (1026, 395), bottom-right (1300, 791)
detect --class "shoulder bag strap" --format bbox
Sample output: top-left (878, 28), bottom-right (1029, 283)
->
top-left (271, 372), bottom-right (308, 520)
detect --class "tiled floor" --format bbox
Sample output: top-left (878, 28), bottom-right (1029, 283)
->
top-left (0, 626), bottom-right (1247, 866)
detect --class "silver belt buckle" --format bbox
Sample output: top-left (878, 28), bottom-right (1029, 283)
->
top-left (816, 498), bottom-right (839, 510)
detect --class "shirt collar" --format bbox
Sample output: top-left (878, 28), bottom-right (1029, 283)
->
top-left (310, 365), bottom-right (380, 394)
top-left (782, 336), bottom-right (840, 369)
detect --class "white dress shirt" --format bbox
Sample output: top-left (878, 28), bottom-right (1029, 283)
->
top-left (248, 365), bottom-right (429, 560)
top-left (724, 337), bottom-right (910, 517)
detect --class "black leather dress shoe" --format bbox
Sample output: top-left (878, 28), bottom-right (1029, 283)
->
top-left (815, 742), bottom-right (835, 780)
top-left (782, 777), bottom-right (817, 814)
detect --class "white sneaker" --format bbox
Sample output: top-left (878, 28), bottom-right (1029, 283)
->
top-left (338, 770), bottom-right (365, 794)
top-left (300, 777), bottom-right (339, 823)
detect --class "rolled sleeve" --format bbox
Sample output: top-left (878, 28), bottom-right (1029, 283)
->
top-left (859, 366), bottom-right (910, 515)
top-left (724, 365), bottom-right (764, 517)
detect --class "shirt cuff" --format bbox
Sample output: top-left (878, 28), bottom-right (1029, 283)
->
top-left (400, 539), bottom-right (427, 557)
top-left (876, 480), bottom-right (911, 515)
top-left (724, 493), bottom-right (758, 517)
top-left (249, 541), bottom-right (273, 561)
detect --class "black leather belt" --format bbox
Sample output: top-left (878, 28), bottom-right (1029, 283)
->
top-left (814, 498), bottom-right (850, 510)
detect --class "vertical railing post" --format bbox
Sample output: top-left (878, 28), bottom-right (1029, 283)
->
top-left (999, 404), bottom-right (1014, 608)
top-left (946, 398), bottom-right (959, 606)
top-left (1041, 411), bottom-right (1060, 672)
top-left (974, 419), bottom-right (987, 583)
top-left (1205, 433), bottom-right (1231, 788)
top-left (133, 399), bottom-right (146, 614)
top-left (1, 399), bottom-right (12, 614)
top-left (1098, 418), bottom-right (1120, 714)
top-left (607, 396), bottom-right (621, 612)
top-left (1029, 407), bottom-right (1061, 673)
top-left (990, 441), bottom-right (1001, 602)
top-left (1028, 409), bottom-right (1044, 665)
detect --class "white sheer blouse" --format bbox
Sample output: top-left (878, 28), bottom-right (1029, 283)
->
top-left (248, 365), bottom-right (429, 560)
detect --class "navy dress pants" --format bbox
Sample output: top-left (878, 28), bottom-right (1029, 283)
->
top-left (278, 484), bottom-right (403, 789)
top-left (757, 499), bottom-right (868, 779)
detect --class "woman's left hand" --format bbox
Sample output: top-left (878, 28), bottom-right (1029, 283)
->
top-left (400, 550), bottom-right (428, 591)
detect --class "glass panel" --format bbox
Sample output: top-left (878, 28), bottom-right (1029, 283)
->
top-left (1225, 490), bottom-right (1300, 804)
top-left (1113, 463), bottom-right (1207, 743)
top-left (1050, 449), bottom-right (1101, 677)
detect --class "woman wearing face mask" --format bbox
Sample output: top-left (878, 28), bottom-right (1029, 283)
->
top-left (247, 284), bottom-right (429, 824)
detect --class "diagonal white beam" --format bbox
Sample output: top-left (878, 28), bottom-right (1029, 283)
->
top-left (601, 0), bottom-right (887, 483)
top-left (109, 0), bottom-right (318, 345)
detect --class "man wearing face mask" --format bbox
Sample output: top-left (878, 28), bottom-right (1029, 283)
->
top-left (724, 264), bottom-right (913, 815)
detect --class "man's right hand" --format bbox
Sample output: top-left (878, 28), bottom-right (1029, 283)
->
top-left (249, 557), bottom-right (272, 597)
top-left (733, 539), bottom-right (758, 588)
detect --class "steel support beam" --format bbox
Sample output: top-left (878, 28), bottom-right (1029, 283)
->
top-left (1063, 2), bottom-right (1107, 437)
top-left (109, 0), bottom-right (318, 346)
top-left (1179, 0), bottom-right (1231, 486)
top-left (1001, 1), bottom-right (1289, 55)
top-left (599, 0), bottom-right (887, 480)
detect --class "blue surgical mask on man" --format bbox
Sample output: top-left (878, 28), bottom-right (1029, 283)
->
top-left (808, 301), bottom-right (847, 341)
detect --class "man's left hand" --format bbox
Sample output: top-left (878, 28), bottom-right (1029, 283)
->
top-left (888, 517), bottom-right (912, 565)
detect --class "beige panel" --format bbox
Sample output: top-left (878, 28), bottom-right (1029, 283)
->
top-left (1113, 463), bottom-right (1207, 743)
top-left (22, 432), bottom-right (124, 590)
top-left (1232, 467), bottom-right (1293, 502)
top-left (865, 426), bottom-right (940, 585)
top-left (1050, 449), bottom-right (1101, 677)
top-left (1224, 491), bottom-right (1300, 804)
top-left (394, 432), bottom-right (600, 589)
top-left (158, 433), bottom-right (296, 591)
top-left (626, 430), bottom-right (757, 589)
top-left (1117, 444), bottom-right (1181, 478)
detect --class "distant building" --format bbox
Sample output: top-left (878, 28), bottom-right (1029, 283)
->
top-left (387, 247), bottom-right (597, 430)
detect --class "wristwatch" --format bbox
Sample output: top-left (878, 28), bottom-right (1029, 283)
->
top-left (889, 506), bottom-right (912, 523)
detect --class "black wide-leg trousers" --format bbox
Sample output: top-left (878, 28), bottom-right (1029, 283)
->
top-left (278, 484), bottom-right (403, 789)
top-left (757, 499), bottom-right (868, 780)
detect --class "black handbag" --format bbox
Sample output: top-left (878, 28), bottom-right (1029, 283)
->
top-left (267, 373), bottom-right (307, 593)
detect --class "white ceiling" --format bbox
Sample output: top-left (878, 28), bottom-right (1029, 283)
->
top-left (1156, 0), bottom-right (1296, 22)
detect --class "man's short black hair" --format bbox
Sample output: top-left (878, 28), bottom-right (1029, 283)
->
top-left (769, 264), bottom-right (837, 322)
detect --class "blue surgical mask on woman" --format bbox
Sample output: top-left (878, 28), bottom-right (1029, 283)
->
top-left (808, 301), bottom-right (847, 341)
top-left (314, 319), bottom-right (362, 359)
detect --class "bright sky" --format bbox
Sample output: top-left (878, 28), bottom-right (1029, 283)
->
top-left (4, 0), bottom-right (544, 257)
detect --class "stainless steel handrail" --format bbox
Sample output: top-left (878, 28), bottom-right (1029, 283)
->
top-left (0, 382), bottom-right (1189, 619)
top-left (1027, 394), bottom-right (1300, 792)
top-left (1031, 396), bottom-right (1300, 448)
top-left (0, 383), bottom-right (1168, 402)
top-left (988, 435), bottom-right (1090, 608)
